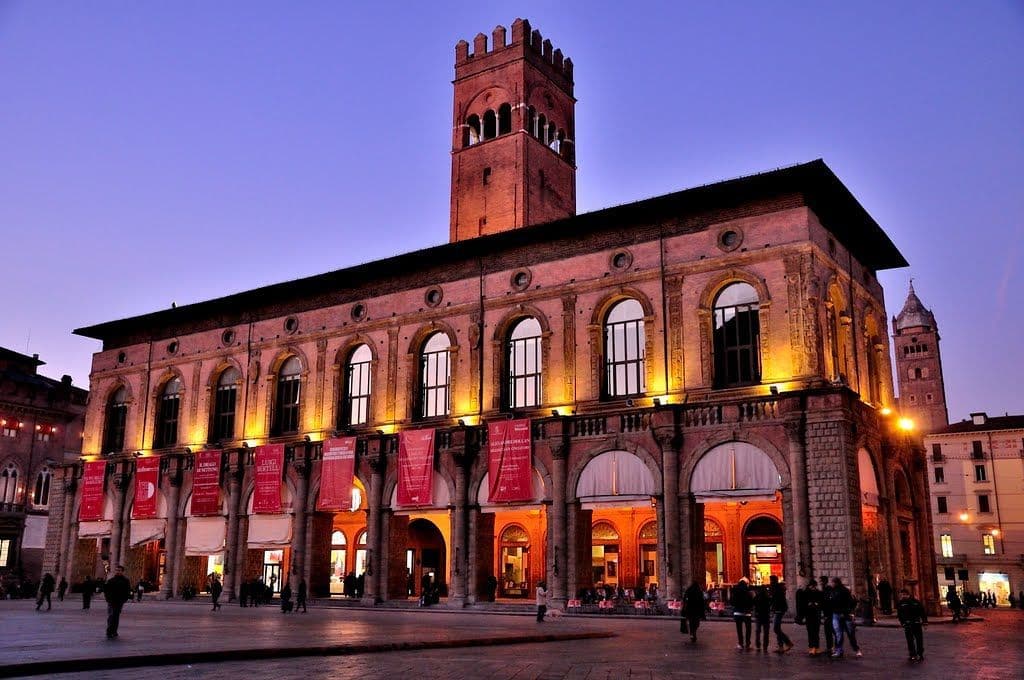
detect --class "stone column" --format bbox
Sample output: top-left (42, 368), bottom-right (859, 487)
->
top-left (655, 424), bottom-right (681, 600)
top-left (289, 449), bottom-right (311, 583)
top-left (362, 437), bottom-right (386, 605)
top-left (784, 417), bottom-right (812, 581)
top-left (549, 437), bottom-right (568, 607)
top-left (223, 451), bottom-right (243, 600)
top-left (449, 450), bottom-right (469, 607)
top-left (108, 465), bottom-right (129, 571)
top-left (58, 473), bottom-right (76, 582)
top-left (467, 507), bottom-right (479, 604)
top-left (160, 457), bottom-right (183, 598)
top-left (566, 500), bottom-right (578, 600)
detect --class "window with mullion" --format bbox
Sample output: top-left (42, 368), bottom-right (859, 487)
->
top-left (155, 393), bottom-right (180, 449)
top-left (342, 359), bottom-right (372, 427)
top-left (605, 318), bottom-right (645, 397)
top-left (274, 375), bottom-right (301, 435)
top-left (712, 284), bottom-right (761, 388)
top-left (508, 334), bottom-right (542, 409)
top-left (212, 384), bottom-right (237, 441)
top-left (420, 349), bottom-right (450, 419)
top-left (104, 402), bottom-right (127, 453)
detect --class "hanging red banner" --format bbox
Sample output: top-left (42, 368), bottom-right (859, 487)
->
top-left (397, 429), bottom-right (435, 507)
top-left (318, 437), bottom-right (356, 511)
top-left (487, 419), bottom-right (534, 503)
top-left (131, 457), bottom-right (161, 519)
top-left (253, 444), bottom-right (285, 514)
top-left (191, 450), bottom-right (222, 516)
top-left (79, 460), bottom-right (106, 521)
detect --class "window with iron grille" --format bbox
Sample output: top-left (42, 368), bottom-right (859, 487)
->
top-left (604, 299), bottom-right (646, 397)
top-left (211, 368), bottom-right (239, 441)
top-left (418, 333), bottom-right (451, 419)
top-left (272, 357), bottom-right (302, 435)
top-left (931, 443), bottom-right (943, 462)
top-left (103, 387), bottom-right (128, 453)
top-left (712, 283), bottom-right (761, 388)
top-left (341, 344), bottom-right (373, 427)
top-left (507, 318), bottom-right (542, 408)
top-left (154, 378), bottom-right (181, 449)
top-left (934, 467), bottom-right (944, 484)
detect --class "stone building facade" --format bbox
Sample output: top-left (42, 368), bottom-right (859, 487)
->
top-left (0, 347), bottom-right (86, 587)
top-left (44, 19), bottom-right (937, 612)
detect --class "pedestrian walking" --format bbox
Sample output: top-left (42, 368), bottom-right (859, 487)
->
top-left (297, 579), bottom-right (307, 613)
top-left (945, 585), bottom-right (962, 622)
top-left (730, 578), bottom-right (753, 650)
top-left (82, 577), bottom-right (93, 610)
top-left (535, 580), bottom-right (548, 622)
top-left (819, 576), bottom-right (835, 654)
top-left (36, 573), bottom-right (55, 611)
top-left (135, 581), bottom-right (145, 602)
top-left (682, 579), bottom-right (705, 643)
top-left (103, 565), bottom-right (132, 639)
top-left (239, 579), bottom-right (249, 607)
top-left (753, 586), bottom-right (772, 652)
top-left (878, 578), bottom-right (893, 615)
top-left (830, 576), bottom-right (861, 658)
top-left (58, 577), bottom-right (68, 602)
top-left (896, 587), bottom-right (927, 662)
top-left (801, 579), bottom-right (823, 655)
top-left (769, 575), bottom-right (793, 653)
top-left (281, 582), bottom-right (293, 613)
top-left (210, 575), bottom-right (223, 611)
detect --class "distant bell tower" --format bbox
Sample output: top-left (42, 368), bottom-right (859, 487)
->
top-left (892, 281), bottom-right (949, 432)
top-left (450, 19), bottom-right (577, 243)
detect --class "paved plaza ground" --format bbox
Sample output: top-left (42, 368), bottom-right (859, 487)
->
top-left (2, 596), bottom-right (1021, 679)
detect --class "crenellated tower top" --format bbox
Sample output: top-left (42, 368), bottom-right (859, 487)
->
top-left (454, 19), bottom-right (574, 93)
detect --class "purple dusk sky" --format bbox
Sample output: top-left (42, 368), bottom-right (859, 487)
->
top-left (1, 2), bottom-right (1021, 423)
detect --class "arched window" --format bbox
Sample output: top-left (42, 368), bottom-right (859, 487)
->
top-left (0, 463), bottom-right (18, 505)
top-left (464, 114), bottom-right (481, 147)
top-left (712, 283), bottom-right (761, 388)
top-left (33, 466), bottom-right (51, 508)
top-left (498, 103), bottom-right (512, 135)
top-left (507, 318), bottom-right (542, 409)
top-left (154, 377), bottom-right (181, 449)
top-left (103, 386), bottom-right (128, 454)
top-left (418, 333), bottom-right (451, 419)
top-left (482, 109), bottom-right (497, 140)
top-left (527, 106), bottom-right (537, 136)
top-left (210, 367), bottom-right (240, 442)
top-left (340, 344), bottom-right (373, 427)
top-left (604, 299), bottom-right (646, 397)
top-left (272, 357), bottom-right (302, 435)
top-left (537, 114), bottom-right (547, 144)
top-left (866, 338), bottom-right (883, 404)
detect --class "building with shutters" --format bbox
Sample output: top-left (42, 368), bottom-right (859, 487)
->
top-left (43, 19), bottom-right (937, 613)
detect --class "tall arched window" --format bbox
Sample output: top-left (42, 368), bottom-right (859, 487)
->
top-left (507, 318), bottom-right (542, 409)
top-left (604, 299), bottom-right (646, 397)
top-left (482, 109), bottom-right (497, 139)
top-left (33, 466), bottom-right (51, 508)
top-left (826, 304), bottom-right (841, 381)
top-left (0, 463), bottom-right (18, 505)
top-left (272, 357), bottom-right (302, 435)
top-left (154, 377), bottom-right (181, 449)
top-left (866, 338), bottom-right (883, 404)
top-left (418, 333), bottom-right (451, 419)
top-left (103, 386), bottom-right (128, 454)
top-left (712, 283), bottom-right (761, 388)
top-left (464, 114), bottom-right (481, 147)
top-left (340, 344), bottom-right (373, 427)
top-left (210, 367), bottom-right (240, 442)
top-left (498, 103), bottom-right (512, 135)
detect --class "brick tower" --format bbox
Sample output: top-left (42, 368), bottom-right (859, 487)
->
top-left (449, 19), bottom-right (577, 243)
top-left (892, 281), bottom-right (949, 432)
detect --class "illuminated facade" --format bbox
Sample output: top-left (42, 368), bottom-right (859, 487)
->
top-left (44, 19), bottom-right (936, 612)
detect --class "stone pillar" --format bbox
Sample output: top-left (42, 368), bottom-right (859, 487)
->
top-left (362, 437), bottom-right (386, 605)
top-left (160, 457), bottom-right (183, 598)
top-left (223, 451), bottom-right (243, 600)
top-left (679, 494), bottom-right (703, 587)
top-left (467, 507), bottom-right (479, 604)
top-left (784, 417), bottom-right (812, 581)
top-left (549, 435), bottom-right (568, 607)
top-left (566, 500), bottom-right (578, 600)
top-left (289, 449), bottom-right (311, 583)
top-left (448, 449), bottom-right (470, 607)
top-left (108, 465), bottom-right (129, 571)
top-left (58, 473), bottom-right (76, 582)
top-left (655, 424), bottom-right (681, 600)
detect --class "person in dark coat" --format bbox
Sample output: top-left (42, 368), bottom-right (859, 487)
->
top-left (897, 587), bottom-right (927, 661)
top-left (753, 586), bottom-right (772, 652)
top-left (945, 585), bottom-right (962, 622)
top-left (355, 573), bottom-right (365, 599)
top-left (878, 578), bottom-right (893, 615)
top-left (344, 571), bottom-right (356, 598)
top-left (769, 575), bottom-right (793, 653)
top-left (801, 579), bottom-right (823, 655)
top-left (210, 575), bottom-right (223, 611)
top-left (280, 582), bottom-right (293, 613)
top-left (730, 578), bottom-right (753, 650)
top-left (82, 577), bottom-right (93, 610)
top-left (36, 573), bottom-right (55, 611)
top-left (58, 577), bottom-right (68, 602)
top-left (296, 579), bottom-right (307, 613)
top-left (818, 576), bottom-right (834, 654)
top-left (103, 565), bottom-right (132, 639)
top-left (682, 580), bottom-right (706, 643)
top-left (830, 576), bottom-right (861, 657)
top-left (239, 579), bottom-right (249, 607)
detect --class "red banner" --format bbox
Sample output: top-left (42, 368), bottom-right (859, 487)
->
top-left (79, 461), bottom-right (106, 521)
top-left (397, 429), bottom-right (435, 507)
top-left (131, 457), bottom-right (160, 519)
top-left (253, 444), bottom-right (284, 514)
top-left (318, 437), bottom-right (356, 511)
top-left (487, 419), bottom-right (534, 503)
top-left (191, 450), bottom-right (222, 516)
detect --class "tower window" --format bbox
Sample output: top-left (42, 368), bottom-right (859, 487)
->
top-left (483, 167), bottom-right (491, 185)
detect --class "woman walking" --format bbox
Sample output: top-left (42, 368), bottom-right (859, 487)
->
top-left (682, 580), bottom-right (706, 643)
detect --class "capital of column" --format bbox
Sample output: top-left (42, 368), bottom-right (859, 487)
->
top-left (782, 417), bottom-right (803, 445)
top-left (652, 426), bottom-right (681, 451)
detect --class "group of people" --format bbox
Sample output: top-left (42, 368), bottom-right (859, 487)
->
top-left (575, 583), bottom-right (660, 605)
top-left (679, 575), bottom-right (929, 662)
top-left (340, 571), bottom-right (365, 599)
top-left (238, 578), bottom-right (275, 607)
top-left (278, 579), bottom-right (308, 613)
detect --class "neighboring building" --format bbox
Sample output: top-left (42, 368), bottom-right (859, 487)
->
top-left (892, 282), bottom-right (949, 434)
top-left (45, 19), bottom-right (937, 613)
top-left (927, 412), bottom-right (1024, 605)
top-left (0, 347), bottom-right (86, 587)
